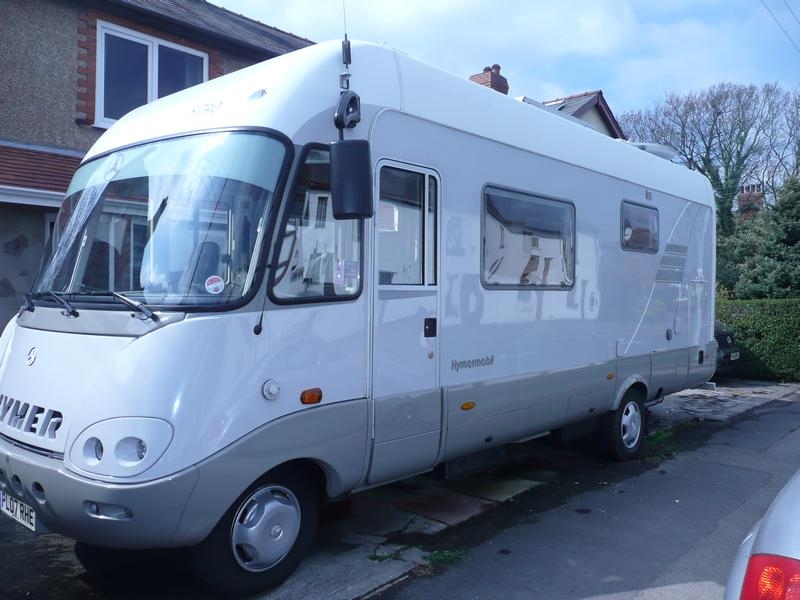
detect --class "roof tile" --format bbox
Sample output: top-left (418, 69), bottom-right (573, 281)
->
top-left (0, 146), bottom-right (81, 193)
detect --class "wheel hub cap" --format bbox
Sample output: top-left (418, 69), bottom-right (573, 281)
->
top-left (230, 485), bottom-right (301, 572)
top-left (621, 401), bottom-right (642, 449)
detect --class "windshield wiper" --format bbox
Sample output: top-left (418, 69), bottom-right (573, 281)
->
top-left (48, 292), bottom-right (79, 318)
top-left (18, 293), bottom-right (35, 317)
top-left (111, 292), bottom-right (158, 322)
top-left (20, 291), bottom-right (79, 318)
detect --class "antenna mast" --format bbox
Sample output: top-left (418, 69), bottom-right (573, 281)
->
top-left (340, 0), bottom-right (351, 90)
top-left (333, 0), bottom-right (361, 137)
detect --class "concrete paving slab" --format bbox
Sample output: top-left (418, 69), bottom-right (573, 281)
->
top-left (450, 475), bottom-right (544, 502)
top-left (263, 543), bottom-right (425, 600)
top-left (393, 487), bottom-right (496, 526)
top-left (401, 515), bottom-right (448, 535)
top-left (650, 381), bottom-right (800, 428)
top-left (332, 506), bottom-right (417, 538)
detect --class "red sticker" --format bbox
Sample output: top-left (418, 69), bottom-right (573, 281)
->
top-left (204, 275), bottom-right (225, 294)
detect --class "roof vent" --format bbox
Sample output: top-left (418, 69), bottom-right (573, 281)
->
top-left (628, 142), bottom-right (680, 162)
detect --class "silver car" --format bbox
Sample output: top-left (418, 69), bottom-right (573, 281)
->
top-left (724, 469), bottom-right (800, 599)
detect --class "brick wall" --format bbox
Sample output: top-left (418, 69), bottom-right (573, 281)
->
top-left (0, 0), bottom-right (264, 155)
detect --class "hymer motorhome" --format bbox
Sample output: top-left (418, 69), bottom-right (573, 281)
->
top-left (0, 40), bottom-right (716, 596)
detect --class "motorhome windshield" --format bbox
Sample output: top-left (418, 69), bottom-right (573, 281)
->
top-left (33, 131), bottom-right (286, 308)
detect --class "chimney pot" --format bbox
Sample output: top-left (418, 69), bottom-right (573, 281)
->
top-left (469, 63), bottom-right (509, 95)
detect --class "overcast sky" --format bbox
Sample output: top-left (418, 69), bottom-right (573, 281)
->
top-left (210, 0), bottom-right (800, 114)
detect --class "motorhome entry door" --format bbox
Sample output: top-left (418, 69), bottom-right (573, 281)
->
top-left (368, 162), bottom-right (441, 484)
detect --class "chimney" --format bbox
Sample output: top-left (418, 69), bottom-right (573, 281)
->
top-left (469, 64), bottom-right (509, 95)
top-left (737, 182), bottom-right (765, 220)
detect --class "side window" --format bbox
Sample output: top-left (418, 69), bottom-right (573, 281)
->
top-left (482, 187), bottom-right (574, 288)
top-left (378, 166), bottom-right (437, 285)
top-left (621, 201), bottom-right (658, 253)
top-left (271, 148), bottom-right (362, 301)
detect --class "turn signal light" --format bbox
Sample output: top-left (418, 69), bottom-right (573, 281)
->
top-left (740, 554), bottom-right (800, 600)
top-left (300, 388), bottom-right (323, 405)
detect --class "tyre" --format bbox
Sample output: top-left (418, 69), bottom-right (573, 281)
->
top-left (190, 466), bottom-right (320, 598)
top-left (599, 389), bottom-right (645, 460)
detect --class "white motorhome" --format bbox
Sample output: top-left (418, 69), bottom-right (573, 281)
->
top-left (0, 40), bottom-right (716, 596)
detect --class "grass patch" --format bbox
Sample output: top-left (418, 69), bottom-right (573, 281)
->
top-left (644, 429), bottom-right (683, 460)
top-left (368, 546), bottom-right (409, 563)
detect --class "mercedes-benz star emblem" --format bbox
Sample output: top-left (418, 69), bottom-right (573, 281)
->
top-left (26, 347), bottom-right (37, 366)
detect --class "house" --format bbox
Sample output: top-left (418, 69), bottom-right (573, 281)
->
top-left (738, 184), bottom-right (766, 219)
top-left (467, 67), bottom-right (625, 141)
top-left (541, 91), bottom-right (626, 139)
top-left (0, 0), bottom-right (312, 326)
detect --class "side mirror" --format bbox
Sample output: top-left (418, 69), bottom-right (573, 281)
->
top-left (330, 139), bottom-right (373, 219)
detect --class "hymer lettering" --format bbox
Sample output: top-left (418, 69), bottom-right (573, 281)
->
top-left (451, 355), bottom-right (495, 372)
top-left (0, 393), bottom-right (63, 440)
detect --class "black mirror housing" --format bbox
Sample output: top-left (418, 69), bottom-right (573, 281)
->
top-left (330, 139), bottom-right (373, 219)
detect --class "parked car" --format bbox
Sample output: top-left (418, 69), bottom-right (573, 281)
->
top-left (714, 320), bottom-right (741, 377)
top-left (724, 468), bottom-right (800, 600)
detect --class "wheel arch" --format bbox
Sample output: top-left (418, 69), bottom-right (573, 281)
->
top-left (612, 377), bottom-right (648, 411)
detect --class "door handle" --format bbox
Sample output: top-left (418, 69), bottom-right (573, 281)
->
top-left (424, 317), bottom-right (437, 338)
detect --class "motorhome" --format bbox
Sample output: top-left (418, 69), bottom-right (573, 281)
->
top-left (0, 40), bottom-right (716, 596)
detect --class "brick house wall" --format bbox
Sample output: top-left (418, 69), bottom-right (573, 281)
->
top-left (0, 0), bottom-right (310, 327)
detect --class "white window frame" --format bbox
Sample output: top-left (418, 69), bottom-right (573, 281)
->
top-left (95, 20), bottom-right (209, 129)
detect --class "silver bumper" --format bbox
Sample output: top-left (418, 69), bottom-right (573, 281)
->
top-left (0, 436), bottom-right (200, 549)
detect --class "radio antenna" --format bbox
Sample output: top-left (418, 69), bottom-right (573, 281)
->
top-left (333, 0), bottom-right (361, 137)
top-left (340, 0), bottom-right (351, 90)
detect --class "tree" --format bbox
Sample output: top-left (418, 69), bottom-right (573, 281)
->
top-left (620, 83), bottom-right (789, 237)
top-left (761, 89), bottom-right (800, 194)
top-left (735, 178), bottom-right (800, 298)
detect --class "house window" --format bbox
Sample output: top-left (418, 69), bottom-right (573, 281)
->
top-left (482, 187), bottom-right (575, 288)
top-left (95, 21), bottom-right (208, 128)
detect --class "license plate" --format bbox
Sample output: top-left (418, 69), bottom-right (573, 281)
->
top-left (730, 352), bottom-right (740, 361)
top-left (0, 490), bottom-right (36, 532)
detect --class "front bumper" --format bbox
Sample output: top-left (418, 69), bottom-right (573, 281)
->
top-left (0, 436), bottom-right (199, 549)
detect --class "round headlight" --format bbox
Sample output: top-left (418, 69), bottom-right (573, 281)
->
top-left (68, 418), bottom-right (173, 479)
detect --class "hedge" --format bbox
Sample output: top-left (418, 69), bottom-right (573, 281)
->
top-left (716, 298), bottom-right (800, 382)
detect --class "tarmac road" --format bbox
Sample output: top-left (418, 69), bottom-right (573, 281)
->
top-left (0, 380), bottom-right (798, 600)
top-left (378, 387), bottom-right (800, 600)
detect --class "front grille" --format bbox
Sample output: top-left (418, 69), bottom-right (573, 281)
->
top-left (0, 432), bottom-right (64, 460)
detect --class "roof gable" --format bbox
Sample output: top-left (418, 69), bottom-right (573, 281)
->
top-left (103, 0), bottom-right (313, 57)
top-left (543, 90), bottom-right (626, 140)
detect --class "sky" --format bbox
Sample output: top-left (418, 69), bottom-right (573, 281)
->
top-left (209, 0), bottom-right (800, 115)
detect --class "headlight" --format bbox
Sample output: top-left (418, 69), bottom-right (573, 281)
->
top-left (67, 417), bottom-right (173, 478)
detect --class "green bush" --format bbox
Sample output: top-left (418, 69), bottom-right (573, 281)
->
top-left (716, 299), bottom-right (800, 382)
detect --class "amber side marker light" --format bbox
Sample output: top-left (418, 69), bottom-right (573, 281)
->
top-left (300, 388), bottom-right (323, 405)
top-left (461, 402), bottom-right (476, 411)
top-left (740, 553), bottom-right (800, 600)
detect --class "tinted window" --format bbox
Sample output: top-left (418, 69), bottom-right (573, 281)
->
top-left (622, 201), bottom-right (658, 252)
top-left (483, 187), bottom-right (574, 288)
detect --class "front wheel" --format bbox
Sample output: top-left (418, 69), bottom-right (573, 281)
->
top-left (190, 466), bottom-right (320, 598)
top-left (599, 390), bottom-right (645, 460)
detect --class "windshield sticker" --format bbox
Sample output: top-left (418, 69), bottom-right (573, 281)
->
top-left (205, 275), bottom-right (225, 295)
top-left (334, 260), bottom-right (345, 285)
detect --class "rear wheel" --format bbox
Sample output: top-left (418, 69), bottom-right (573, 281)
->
top-left (599, 389), bottom-right (645, 460)
top-left (190, 466), bottom-right (320, 597)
